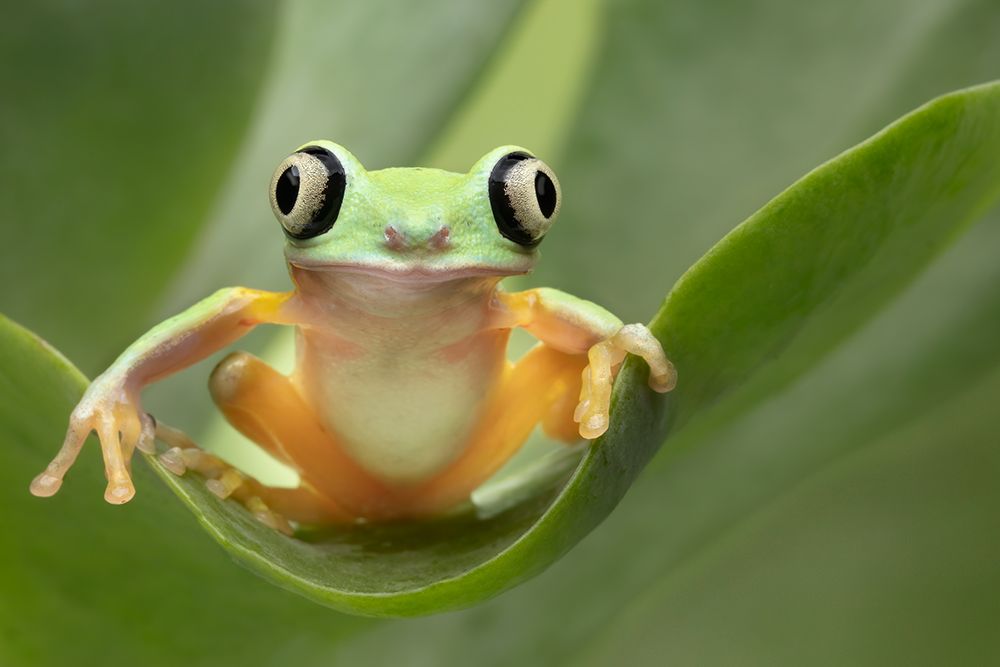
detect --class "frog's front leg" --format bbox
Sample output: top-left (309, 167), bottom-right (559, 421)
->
top-left (30, 287), bottom-right (295, 504)
top-left (499, 288), bottom-right (676, 439)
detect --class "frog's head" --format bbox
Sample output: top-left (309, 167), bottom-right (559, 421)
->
top-left (268, 141), bottom-right (561, 281)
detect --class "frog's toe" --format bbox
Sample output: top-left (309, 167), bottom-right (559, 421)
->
top-left (578, 412), bottom-right (610, 440)
top-left (205, 469), bottom-right (246, 500)
top-left (246, 496), bottom-right (293, 536)
top-left (136, 413), bottom-right (158, 455)
top-left (575, 350), bottom-right (617, 440)
top-left (30, 421), bottom-right (92, 498)
top-left (648, 360), bottom-right (678, 393)
top-left (574, 393), bottom-right (612, 439)
top-left (158, 447), bottom-right (187, 475)
top-left (104, 479), bottom-right (135, 504)
top-left (29, 472), bottom-right (63, 497)
top-left (146, 420), bottom-right (297, 534)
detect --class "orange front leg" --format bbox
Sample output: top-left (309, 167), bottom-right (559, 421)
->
top-left (498, 288), bottom-right (676, 438)
top-left (405, 288), bottom-right (676, 515)
top-left (31, 288), bottom-right (296, 504)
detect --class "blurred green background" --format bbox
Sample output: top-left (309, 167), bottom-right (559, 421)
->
top-left (2, 0), bottom-right (999, 664)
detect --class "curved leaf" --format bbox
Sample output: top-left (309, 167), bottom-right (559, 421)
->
top-left (146, 359), bottom-right (659, 616)
top-left (556, 212), bottom-right (1000, 666)
top-left (656, 81), bottom-right (1000, 428)
top-left (583, 354), bottom-right (1000, 666)
top-left (118, 81), bottom-right (1000, 616)
top-left (537, 0), bottom-right (1000, 325)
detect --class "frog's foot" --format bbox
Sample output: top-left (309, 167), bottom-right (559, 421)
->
top-left (574, 324), bottom-right (676, 439)
top-left (150, 418), bottom-right (293, 536)
top-left (30, 378), bottom-right (149, 505)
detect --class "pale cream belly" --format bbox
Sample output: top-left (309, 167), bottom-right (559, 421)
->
top-left (293, 329), bottom-right (508, 484)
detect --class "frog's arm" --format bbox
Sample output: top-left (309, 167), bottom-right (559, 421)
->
top-left (30, 287), bottom-right (296, 503)
top-left (497, 288), bottom-right (676, 438)
top-left (100, 287), bottom-right (294, 387)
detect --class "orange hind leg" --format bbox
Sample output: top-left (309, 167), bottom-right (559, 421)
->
top-left (191, 346), bottom-right (584, 526)
top-left (402, 343), bottom-right (587, 515)
top-left (206, 352), bottom-right (398, 523)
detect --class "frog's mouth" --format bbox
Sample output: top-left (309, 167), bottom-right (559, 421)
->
top-left (287, 260), bottom-right (532, 284)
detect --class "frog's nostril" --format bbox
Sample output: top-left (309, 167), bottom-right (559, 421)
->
top-left (384, 223), bottom-right (450, 251)
top-left (429, 226), bottom-right (451, 250)
top-left (384, 224), bottom-right (406, 251)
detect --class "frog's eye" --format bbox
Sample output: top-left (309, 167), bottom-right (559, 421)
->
top-left (269, 146), bottom-right (347, 240)
top-left (488, 151), bottom-right (561, 247)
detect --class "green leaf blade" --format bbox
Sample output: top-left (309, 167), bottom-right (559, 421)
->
top-left (583, 350), bottom-right (1000, 666)
top-left (658, 81), bottom-right (1000, 427)
top-left (148, 355), bottom-right (664, 616)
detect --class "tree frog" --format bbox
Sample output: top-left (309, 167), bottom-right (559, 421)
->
top-left (30, 142), bottom-right (676, 533)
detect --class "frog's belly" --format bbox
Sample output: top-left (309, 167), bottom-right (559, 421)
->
top-left (294, 331), bottom-right (507, 484)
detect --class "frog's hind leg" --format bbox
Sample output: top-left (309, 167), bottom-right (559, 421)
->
top-left (207, 351), bottom-right (394, 523)
top-left (405, 343), bottom-right (587, 515)
top-left (144, 419), bottom-right (292, 533)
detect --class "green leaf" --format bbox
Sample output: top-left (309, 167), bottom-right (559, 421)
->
top-left (580, 255), bottom-right (1000, 665)
top-left (657, 81), bottom-right (1000, 428)
top-left (535, 0), bottom-right (1000, 325)
top-left (546, 211), bottom-right (1000, 666)
top-left (72, 82), bottom-right (1000, 617)
top-left (0, 0), bottom-right (279, 373)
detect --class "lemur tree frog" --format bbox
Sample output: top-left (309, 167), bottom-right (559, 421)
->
top-left (31, 142), bottom-right (676, 533)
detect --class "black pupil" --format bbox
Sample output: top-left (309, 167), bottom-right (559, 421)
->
top-left (534, 171), bottom-right (557, 218)
top-left (276, 165), bottom-right (300, 215)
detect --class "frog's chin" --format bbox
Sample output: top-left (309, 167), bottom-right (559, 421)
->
top-left (288, 260), bottom-right (532, 284)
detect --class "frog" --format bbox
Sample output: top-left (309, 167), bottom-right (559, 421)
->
top-left (30, 142), bottom-right (676, 533)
